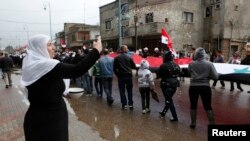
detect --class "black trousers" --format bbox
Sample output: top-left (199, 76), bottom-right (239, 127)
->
top-left (189, 86), bottom-right (212, 111)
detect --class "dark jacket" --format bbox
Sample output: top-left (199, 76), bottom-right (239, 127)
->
top-left (241, 55), bottom-right (250, 65)
top-left (157, 61), bottom-right (180, 87)
top-left (113, 53), bottom-right (136, 78)
top-left (0, 56), bottom-right (14, 72)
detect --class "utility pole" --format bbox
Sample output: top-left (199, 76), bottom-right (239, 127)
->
top-left (118, 0), bottom-right (122, 47)
top-left (134, 0), bottom-right (138, 51)
top-left (43, 1), bottom-right (52, 41)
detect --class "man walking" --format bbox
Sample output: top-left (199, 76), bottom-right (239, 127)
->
top-left (99, 49), bottom-right (114, 105)
top-left (0, 53), bottom-right (14, 88)
top-left (212, 50), bottom-right (225, 89)
top-left (114, 45), bottom-right (136, 110)
top-left (0, 52), bottom-right (3, 79)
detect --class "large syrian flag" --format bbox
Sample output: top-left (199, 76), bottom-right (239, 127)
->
top-left (214, 63), bottom-right (250, 84)
top-left (161, 28), bottom-right (177, 56)
top-left (107, 52), bottom-right (250, 84)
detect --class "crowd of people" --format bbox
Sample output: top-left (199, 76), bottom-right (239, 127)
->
top-left (0, 34), bottom-right (249, 140)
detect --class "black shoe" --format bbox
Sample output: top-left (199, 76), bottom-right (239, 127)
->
top-left (5, 85), bottom-right (8, 88)
top-left (238, 87), bottom-right (243, 91)
top-left (108, 99), bottom-right (114, 106)
top-left (230, 88), bottom-right (234, 91)
top-left (190, 124), bottom-right (196, 129)
top-left (122, 105), bottom-right (127, 110)
top-left (248, 91), bottom-right (250, 93)
top-left (129, 105), bottom-right (133, 110)
top-left (159, 112), bottom-right (165, 117)
top-left (170, 118), bottom-right (178, 122)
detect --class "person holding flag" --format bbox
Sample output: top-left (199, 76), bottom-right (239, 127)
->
top-left (188, 47), bottom-right (218, 129)
top-left (157, 51), bottom-right (180, 121)
top-left (161, 28), bottom-right (176, 56)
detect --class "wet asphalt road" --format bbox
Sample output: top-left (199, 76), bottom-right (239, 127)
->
top-left (2, 70), bottom-right (248, 141)
top-left (68, 71), bottom-right (250, 141)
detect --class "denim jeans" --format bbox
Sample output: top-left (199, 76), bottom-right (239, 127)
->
top-left (161, 86), bottom-right (177, 117)
top-left (83, 73), bottom-right (93, 94)
top-left (76, 75), bottom-right (84, 88)
top-left (118, 77), bottom-right (133, 106)
top-left (102, 77), bottom-right (113, 102)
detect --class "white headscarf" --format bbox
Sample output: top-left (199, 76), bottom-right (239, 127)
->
top-left (20, 34), bottom-right (59, 86)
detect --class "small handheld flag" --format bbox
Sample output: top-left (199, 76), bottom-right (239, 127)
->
top-left (161, 28), bottom-right (177, 56)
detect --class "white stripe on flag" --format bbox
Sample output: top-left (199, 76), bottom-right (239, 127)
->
top-left (161, 36), bottom-right (168, 44)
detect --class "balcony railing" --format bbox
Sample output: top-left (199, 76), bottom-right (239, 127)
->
top-left (129, 22), bottom-right (165, 36)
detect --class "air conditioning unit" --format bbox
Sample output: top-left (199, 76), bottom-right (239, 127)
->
top-left (214, 4), bottom-right (220, 10)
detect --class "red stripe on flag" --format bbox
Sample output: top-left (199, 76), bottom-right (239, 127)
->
top-left (161, 28), bottom-right (173, 49)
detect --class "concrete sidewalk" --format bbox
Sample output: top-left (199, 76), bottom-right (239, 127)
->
top-left (0, 73), bottom-right (107, 141)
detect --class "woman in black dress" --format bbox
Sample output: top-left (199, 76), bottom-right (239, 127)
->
top-left (21, 34), bottom-right (102, 141)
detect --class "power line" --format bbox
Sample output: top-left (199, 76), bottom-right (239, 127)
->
top-left (0, 18), bottom-right (62, 25)
top-left (0, 16), bottom-right (99, 25)
top-left (0, 37), bottom-right (28, 40)
top-left (0, 30), bottom-right (50, 33)
top-left (0, 8), bottom-right (84, 13)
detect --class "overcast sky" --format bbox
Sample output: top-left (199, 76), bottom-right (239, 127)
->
top-left (0, 0), bottom-right (115, 48)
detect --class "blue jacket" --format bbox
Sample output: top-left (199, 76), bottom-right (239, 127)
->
top-left (99, 55), bottom-right (114, 77)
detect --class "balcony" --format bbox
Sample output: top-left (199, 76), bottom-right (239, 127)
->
top-left (129, 22), bottom-right (165, 36)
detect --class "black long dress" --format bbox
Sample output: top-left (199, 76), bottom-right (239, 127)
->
top-left (24, 49), bottom-right (100, 141)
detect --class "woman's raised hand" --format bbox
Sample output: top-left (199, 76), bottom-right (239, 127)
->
top-left (93, 36), bottom-right (103, 53)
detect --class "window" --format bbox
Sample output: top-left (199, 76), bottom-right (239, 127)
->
top-left (205, 7), bottom-right (212, 17)
top-left (77, 31), bottom-right (90, 41)
top-left (214, 4), bottom-right (220, 10)
top-left (230, 45), bottom-right (238, 56)
top-left (121, 3), bottom-right (129, 21)
top-left (165, 18), bottom-right (168, 23)
top-left (121, 26), bottom-right (129, 37)
top-left (95, 35), bottom-right (99, 39)
top-left (121, 3), bottom-right (129, 15)
top-left (235, 5), bottom-right (239, 11)
top-left (145, 13), bottom-right (154, 23)
top-left (78, 32), bottom-right (84, 41)
top-left (105, 20), bottom-right (112, 30)
top-left (183, 12), bottom-right (194, 23)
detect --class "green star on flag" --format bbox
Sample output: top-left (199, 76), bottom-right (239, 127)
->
top-left (233, 67), bottom-right (250, 73)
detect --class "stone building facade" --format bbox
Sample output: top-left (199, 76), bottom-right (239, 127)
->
top-left (204, 0), bottom-right (250, 61)
top-left (64, 23), bottom-right (100, 49)
top-left (100, 0), bottom-right (250, 61)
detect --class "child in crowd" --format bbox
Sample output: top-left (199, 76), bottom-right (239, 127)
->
top-left (93, 60), bottom-right (103, 97)
top-left (138, 60), bottom-right (155, 114)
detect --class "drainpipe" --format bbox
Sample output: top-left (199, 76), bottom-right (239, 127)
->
top-left (218, 34), bottom-right (220, 50)
top-left (118, 0), bottom-right (122, 47)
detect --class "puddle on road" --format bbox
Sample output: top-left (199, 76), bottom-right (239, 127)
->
top-left (68, 95), bottom-right (206, 141)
